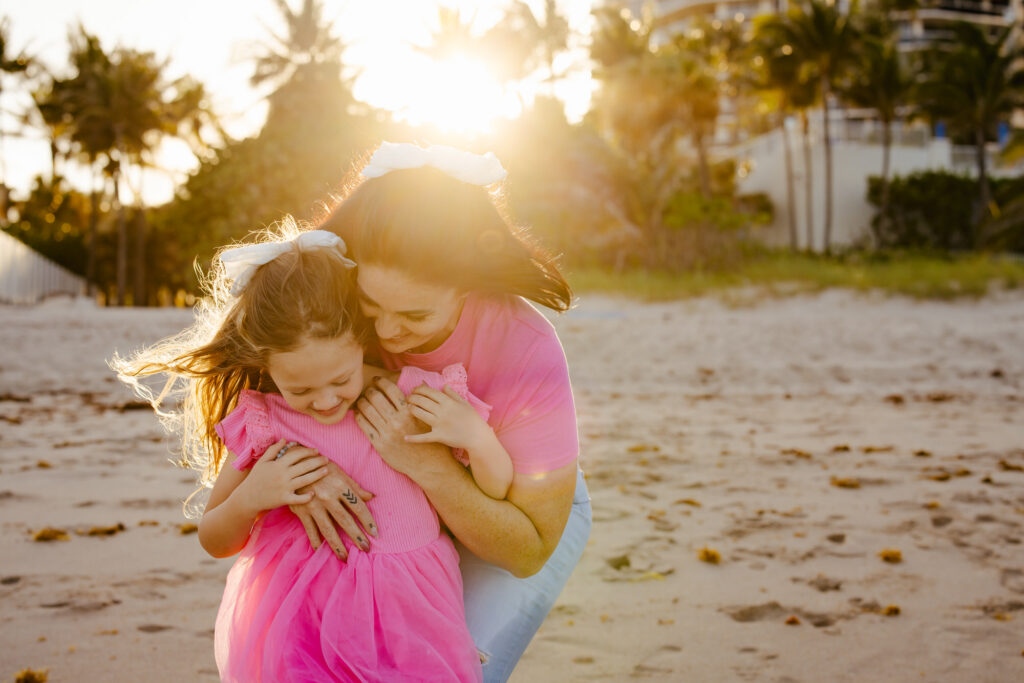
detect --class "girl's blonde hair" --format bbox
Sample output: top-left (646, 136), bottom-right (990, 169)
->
top-left (112, 218), bottom-right (371, 491)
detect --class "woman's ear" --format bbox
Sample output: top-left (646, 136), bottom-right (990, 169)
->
top-left (475, 229), bottom-right (505, 255)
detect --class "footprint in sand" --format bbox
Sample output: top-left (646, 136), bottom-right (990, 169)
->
top-left (795, 574), bottom-right (843, 592)
top-left (1000, 569), bottom-right (1024, 594)
top-left (725, 601), bottom-right (837, 628)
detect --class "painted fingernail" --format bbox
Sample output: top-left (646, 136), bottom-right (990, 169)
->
top-left (357, 536), bottom-right (369, 551)
top-left (368, 523), bottom-right (378, 537)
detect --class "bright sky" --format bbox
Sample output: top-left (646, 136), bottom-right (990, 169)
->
top-left (1, 0), bottom-right (598, 205)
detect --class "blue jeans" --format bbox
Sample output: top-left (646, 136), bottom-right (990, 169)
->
top-left (456, 467), bottom-right (592, 683)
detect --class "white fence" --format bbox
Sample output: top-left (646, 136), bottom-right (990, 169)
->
top-left (0, 230), bottom-right (86, 304)
top-left (734, 115), bottom-right (1024, 251)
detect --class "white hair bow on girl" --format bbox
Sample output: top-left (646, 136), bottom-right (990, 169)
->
top-left (362, 142), bottom-right (507, 186)
top-left (220, 230), bottom-right (355, 295)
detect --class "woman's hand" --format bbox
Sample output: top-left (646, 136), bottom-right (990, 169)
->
top-left (406, 384), bottom-right (493, 451)
top-left (239, 439), bottom-right (329, 513)
top-left (288, 461), bottom-right (377, 561)
top-left (356, 376), bottom-right (575, 578)
top-left (354, 378), bottom-right (455, 479)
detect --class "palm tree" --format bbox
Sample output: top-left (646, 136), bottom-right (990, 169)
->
top-left (0, 17), bottom-right (32, 221)
top-left (535, 0), bottom-right (570, 87)
top-left (109, 48), bottom-right (169, 306)
top-left (840, 32), bottom-right (911, 246)
top-left (752, 16), bottom-right (821, 250)
top-left (589, 4), bottom-right (653, 162)
top-left (418, 5), bottom-right (536, 103)
top-left (917, 22), bottom-right (1024, 231)
top-left (589, 6), bottom-right (720, 264)
top-left (51, 27), bottom-right (113, 296)
top-left (252, 0), bottom-right (353, 138)
top-left (56, 26), bottom-right (204, 305)
top-left (417, 6), bottom-right (478, 62)
top-left (751, 40), bottom-right (813, 250)
top-left (28, 78), bottom-right (70, 184)
top-left (760, 0), bottom-right (860, 252)
top-left (650, 42), bottom-right (720, 199)
top-left (251, 0), bottom-right (344, 95)
top-left (590, 5), bottom-right (652, 72)
top-left (498, 0), bottom-right (570, 89)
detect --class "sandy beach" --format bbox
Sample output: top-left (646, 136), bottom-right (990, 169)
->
top-left (2, 290), bottom-right (1023, 682)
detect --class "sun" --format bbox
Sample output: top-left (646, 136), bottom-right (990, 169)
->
top-left (355, 50), bottom-right (522, 135)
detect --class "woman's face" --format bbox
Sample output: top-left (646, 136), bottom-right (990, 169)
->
top-left (266, 333), bottom-right (365, 425)
top-left (356, 264), bottom-right (466, 355)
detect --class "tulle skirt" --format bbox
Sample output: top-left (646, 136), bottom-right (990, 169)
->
top-left (214, 508), bottom-right (482, 682)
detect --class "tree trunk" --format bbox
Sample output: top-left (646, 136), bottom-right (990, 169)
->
top-left (133, 207), bottom-right (147, 307)
top-left (114, 168), bottom-right (127, 306)
top-left (975, 125), bottom-right (990, 244)
top-left (821, 78), bottom-right (834, 254)
top-left (0, 116), bottom-right (6, 227)
top-left (801, 111), bottom-right (814, 251)
top-left (0, 111), bottom-right (6, 221)
top-left (876, 119), bottom-right (893, 248)
top-left (695, 133), bottom-right (712, 200)
top-left (86, 178), bottom-right (100, 297)
top-left (781, 114), bottom-right (798, 251)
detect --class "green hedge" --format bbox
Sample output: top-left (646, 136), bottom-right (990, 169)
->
top-left (867, 171), bottom-right (1024, 251)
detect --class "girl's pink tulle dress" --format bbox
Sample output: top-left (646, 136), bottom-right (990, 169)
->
top-left (213, 364), bottom-right (486, 682)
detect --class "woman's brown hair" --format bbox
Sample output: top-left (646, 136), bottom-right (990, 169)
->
top-left (111, 219), bottom-right (371, 493)
top-left (319, 163), bottom-right (573, 311)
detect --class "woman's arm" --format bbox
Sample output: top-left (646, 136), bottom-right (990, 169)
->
top-left (424, 455), bottom-right (577, 576)
top-left (356, 382), bottom-right (576, 577)
top-left (199, 440), bottom-right (328, 558)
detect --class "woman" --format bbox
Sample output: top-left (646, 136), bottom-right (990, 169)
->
top-left (289, 143), bottom-right (591, 681)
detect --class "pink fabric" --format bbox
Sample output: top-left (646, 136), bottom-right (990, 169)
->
top-left (396, 363), bottom-right (491, 467)
top-left (381, 293), bottom-right (579, 475)
top-left (213, 366), bottom-right (483, 682)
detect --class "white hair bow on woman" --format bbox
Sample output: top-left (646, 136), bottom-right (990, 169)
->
top-left (362, 142), bottom-right (507, 186)
top-left (219, 230), bottom-right (355, 295)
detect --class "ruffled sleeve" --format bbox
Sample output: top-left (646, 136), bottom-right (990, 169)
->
top-left (215, 390), bottom-right (278, 471)
top-left (396, 363), bottom-right (492, 466)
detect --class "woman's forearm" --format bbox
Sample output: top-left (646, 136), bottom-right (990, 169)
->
top-left (414, 456), bottom-right (577, 577)
top-left (355, 378), bottom-right (577, 576)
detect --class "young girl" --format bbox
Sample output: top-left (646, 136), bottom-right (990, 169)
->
top-left (114, 222), bottom-right (513, 682)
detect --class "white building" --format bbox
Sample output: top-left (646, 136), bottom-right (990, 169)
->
top-left (613, 0), bottom-right (1024, 248)
top-left (0, 230), bottom-right (86, 304)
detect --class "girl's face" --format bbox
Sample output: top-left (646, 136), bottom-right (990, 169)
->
top-left (356, 264), bottom-right (466, 355)
top-left (266, 333), bottom-right (365, 425)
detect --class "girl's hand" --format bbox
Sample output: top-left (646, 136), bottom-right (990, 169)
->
top-left (239, 439), bottom-right (329, 514)
top-left (406, 384), bottom-right (493, 451)
top-left (355, 378), bottom-right (455, 480)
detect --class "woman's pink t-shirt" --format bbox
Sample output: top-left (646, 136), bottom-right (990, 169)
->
top-left (380, 293), bottom-right (578, 475)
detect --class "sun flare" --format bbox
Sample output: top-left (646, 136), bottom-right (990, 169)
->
top-left (374, 53), bottom-right (521, 134)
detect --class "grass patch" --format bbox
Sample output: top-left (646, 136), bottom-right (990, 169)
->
top-left (568, 251), bottom-right (1024, 302)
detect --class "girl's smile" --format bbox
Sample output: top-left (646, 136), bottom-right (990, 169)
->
top-left (266, 334), bottom-right (366, 425)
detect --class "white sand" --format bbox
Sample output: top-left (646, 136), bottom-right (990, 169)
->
top-left (1, 291), bottom-right (1022, 682)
